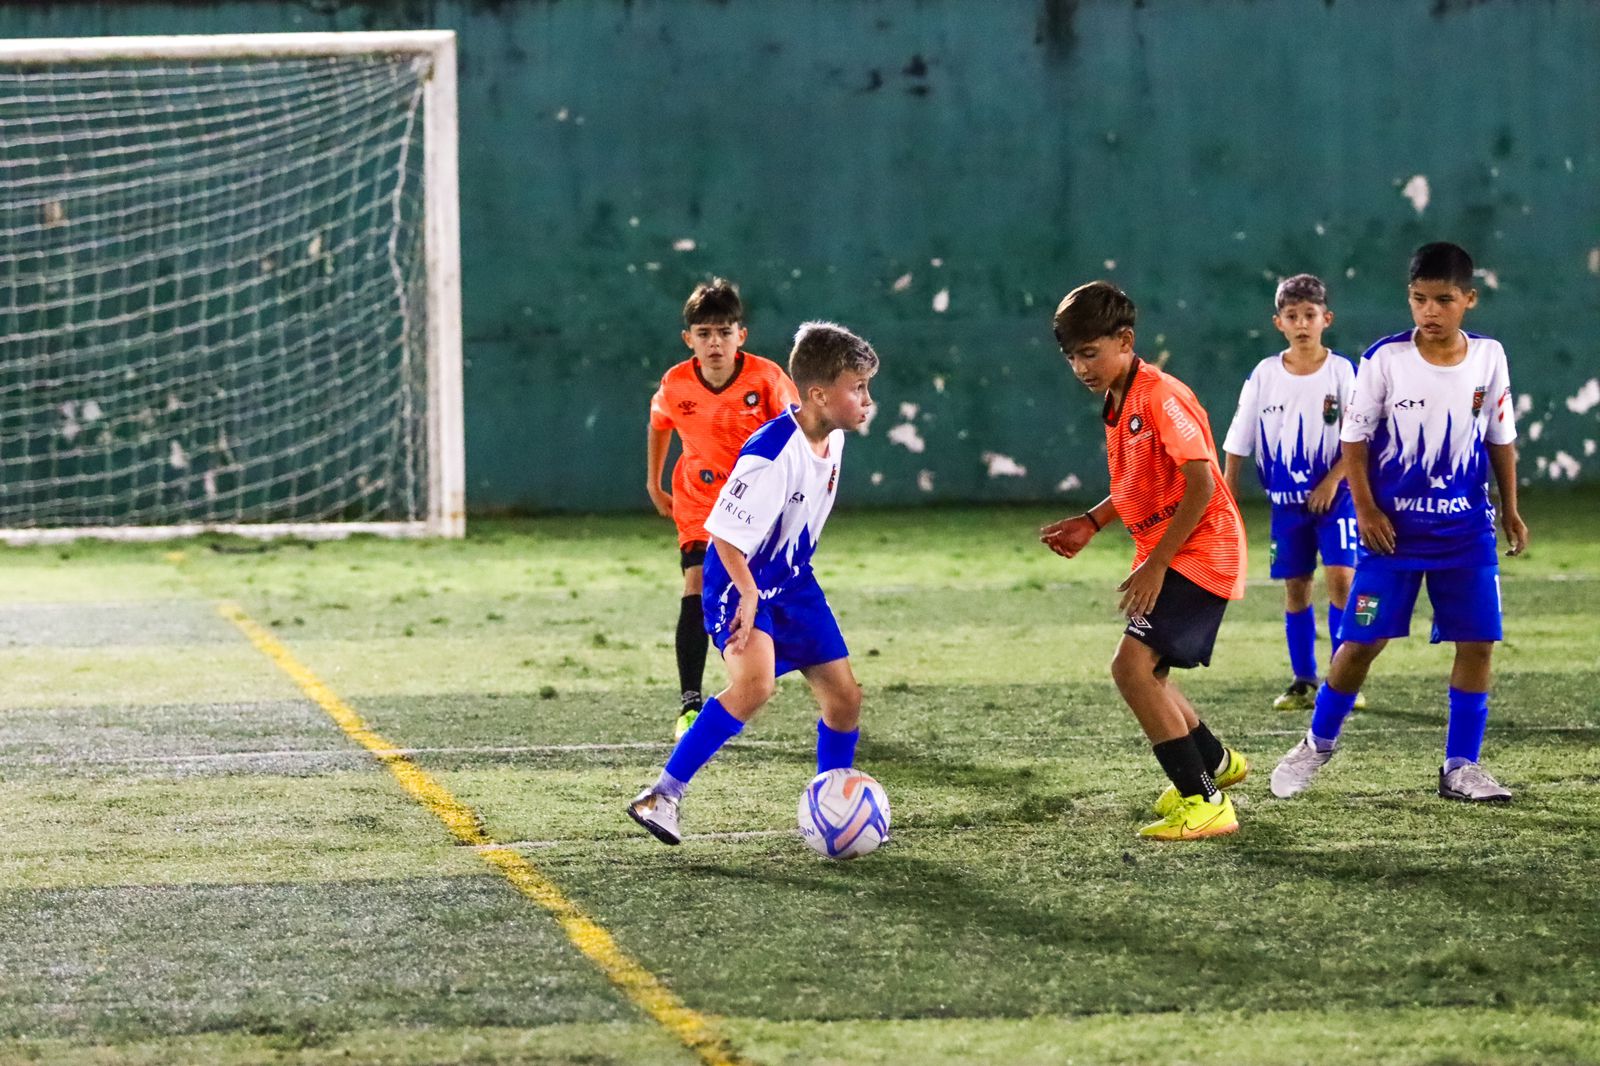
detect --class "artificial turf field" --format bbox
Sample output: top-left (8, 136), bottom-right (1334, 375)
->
top-left (1, 495), bottom-right (1598, 1066)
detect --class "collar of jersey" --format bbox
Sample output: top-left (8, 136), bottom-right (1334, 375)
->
top-left (693, 352), bottom-right (746, 394)
top-left (1101, 357), bottom-right (1144, 427)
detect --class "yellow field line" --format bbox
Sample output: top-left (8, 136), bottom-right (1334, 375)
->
top-left (215, 600), bottom-right (748, 1066)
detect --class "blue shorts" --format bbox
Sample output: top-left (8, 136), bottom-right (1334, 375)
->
top-left (1338, 563), bottom-right (1503, 644)
top-left (704, 569), bottom-right (849, 677)
top-left (1269, 495), bottom-right (1358, 579)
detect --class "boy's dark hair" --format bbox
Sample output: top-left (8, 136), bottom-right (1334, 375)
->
top-left (1052, 281), bottom-right (1136, 351)
top-left (789, 321), bottom-right (879, 390)
top-left (683, 277), bottom-right (744, 327)
top-left (1274, 273), bottom-right (1327, 310)
top-left (1408, 242), bottom-right (1475, 290)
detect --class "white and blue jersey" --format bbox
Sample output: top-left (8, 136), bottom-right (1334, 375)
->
top-left (1223, 351), bottom-right (1359, 577)
top-left (1342, 329), bottom-right (1516, 570)
top-left (701, 407), bottom-right (849, 675)
top-left (1223, 350), bottom-right (1357, 506)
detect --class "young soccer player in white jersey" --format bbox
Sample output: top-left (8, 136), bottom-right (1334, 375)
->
top-left (1222, 274), bottom-right (1365, 712)
top-left (1271, 242), bottom-right (1529, 803)
top-left (627, 322), bottom-right (878, 845)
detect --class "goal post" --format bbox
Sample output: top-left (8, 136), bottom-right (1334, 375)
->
top-left (0, 31), bottom-right (465, 543)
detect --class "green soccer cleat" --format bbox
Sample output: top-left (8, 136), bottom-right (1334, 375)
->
top-left (1154, 748), bottom-right (1248, 817)
top-left (673, 708), bottom-right (699, 740)
top-left (1138, 792), bottom-right (1239, 841)
top-left (1272, 679), bottom-right (1317, 712)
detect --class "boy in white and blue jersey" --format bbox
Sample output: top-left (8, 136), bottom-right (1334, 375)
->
top-left (628, 322), bottom-right (879, 845)
top-left (1223, 274), bottom-right (1363, 711)
top-left (1271, 243), bottom-right (1529, 803)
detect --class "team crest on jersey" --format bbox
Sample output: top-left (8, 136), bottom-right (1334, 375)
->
top-left (1354, 594), bottom-right (1381, 627)
top-left (1472, 385), bottom-right (1487, 415)
top-left (700, 469), bottom-right (716, 486)
top-left (743, 390), bottom-right (760, 407)
top-left (1322, 393), bottom-right (1340, 425)
top-left (827, 465), bottom-right (837, 493)
top-left (1127, 414), bottom-right (1144, 435)
top-left (677, 399), bottom-right (698, 415)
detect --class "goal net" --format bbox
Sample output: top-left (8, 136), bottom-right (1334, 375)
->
top-left (0, 32), bottom-right (463, 542)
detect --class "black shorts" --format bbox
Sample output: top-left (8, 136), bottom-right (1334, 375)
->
top-left (1124, 568), bottom-right (1229, 670)
top-left (679, 541), bottom-right (708, 571)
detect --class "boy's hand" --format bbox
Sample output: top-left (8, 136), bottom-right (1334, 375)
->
top-left (1306, 474), bottom-right (1341, 515)
top-left (1502, 509), bottom-right (1530, 557)
top-left (1039, 515), bottom-right (1096, 558)
top-left (1355, 504), bottom-right (1396, 554)
top-left (726, 594), bottom-right (759, 655)
top-left (1118, 560), bottom-right (1167, 618)
top-left (646, 485), bottom-right (673, 520)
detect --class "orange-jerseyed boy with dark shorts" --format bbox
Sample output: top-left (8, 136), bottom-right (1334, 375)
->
top-left (1041, 281), bottom-right (1251, 840)
top-left (647, 278), bottom-right (799, 738)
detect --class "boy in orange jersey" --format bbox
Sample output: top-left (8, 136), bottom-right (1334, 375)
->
top-left (648, 278), bottom-right (799, 738)
top-left (1041, 281), bottom-right (1250, 840)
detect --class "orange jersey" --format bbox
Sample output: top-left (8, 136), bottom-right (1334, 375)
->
top-left (649, 352), bottom-right (799, 545)
top-left (1103, 359), bottom-right (1246, 600)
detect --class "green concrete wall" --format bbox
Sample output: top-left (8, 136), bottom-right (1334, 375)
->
top-left (6, 1), bottom-right (1599, 511)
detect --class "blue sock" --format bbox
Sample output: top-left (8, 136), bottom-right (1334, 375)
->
top-left (1328, 602), bottom-right (1345, 658)
top-left (661, 697), bottom-right (743, 789)
top-left (1286, 606), bottom-right (1318, 682)
top-left (1308, 683), bottom-right (1358, 750)
top-left (1444, 687), bottom-right (1490, 772)
top-left (816, 719), bottom-right (860, 773)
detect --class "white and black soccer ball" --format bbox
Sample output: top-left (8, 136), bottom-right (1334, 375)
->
top-left (797, 768), bottom-right (891, 859)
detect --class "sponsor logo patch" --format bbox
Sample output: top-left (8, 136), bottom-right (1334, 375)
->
top-left (1354, 593), bottom-right (1381, 627)
top-left (700, 469), bottom-right (716, 486)
top-left (729, 479), bottom-right (747, 499)
top-left (789, 491), bottom-right (806, 504)
top-left (1394, 398), bottom-right (1426, 410)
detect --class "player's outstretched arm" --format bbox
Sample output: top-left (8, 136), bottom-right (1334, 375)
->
top-left (1488, 442), bottom-right (1529, 556)
top-left (1342, 440), bottom-right (1395, 554)
top-left (709, 535), bottom-right (761, 653)
top-left (1041, 496), bottom-right (1115, 558)
top-left (645, 426), bottom-right (674, 519)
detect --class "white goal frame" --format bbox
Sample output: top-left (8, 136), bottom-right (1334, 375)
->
top-left (0, 31), bottom-right (465, 543)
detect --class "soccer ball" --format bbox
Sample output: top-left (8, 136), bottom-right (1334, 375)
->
top-left (797, 768), bottom-right (891, 859)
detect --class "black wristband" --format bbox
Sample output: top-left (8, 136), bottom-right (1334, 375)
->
top-left (1083, 510), bottom-right (1102, 532)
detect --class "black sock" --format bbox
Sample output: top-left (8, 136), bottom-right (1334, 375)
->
top-left (1189, 721), bottom-right (1227, 775)
top-left (1152, 735), bottom-right (1219, 800)
top-left (675, 595), bottom-right (707, 709)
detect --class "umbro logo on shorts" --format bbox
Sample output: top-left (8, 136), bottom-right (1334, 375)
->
top-left (1128, 615), bottom-right (1152, 632)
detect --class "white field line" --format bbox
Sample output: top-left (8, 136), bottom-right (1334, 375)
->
top-left (484, 829), bottom-right (797, 851)
top-left (10, 725), bottom-right (1597, 769)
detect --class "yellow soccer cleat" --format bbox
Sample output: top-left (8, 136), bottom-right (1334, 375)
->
top-left (1352, 690), bottom-right (1368, 711)
top-left (1138, 792), bottom-right (1239, 841)
top-left (673, 708), bottom-right (699, 741)
top-left (1154, 748), bottom-right (1248, 817)
top-left (1272, 679), bottom-right (1317, 712)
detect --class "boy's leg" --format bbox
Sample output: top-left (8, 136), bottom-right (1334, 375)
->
top-left (1428, 567), bottom-right (1511, 801)
top-left (628, 618), bottom-right (776, 845)
top-left (1272, 506), bottom-right (1321, 708)
top-left (1112, 638), bottom-right (1224, 801)
top-left (672, 545), bottom-right (709, 737)
top-left (801, 657), bottom-right (862, 773)
top-left (1152, 675), bottom-right (1248, 817)
top-left (1270, 563), bottom-right (1419, 798)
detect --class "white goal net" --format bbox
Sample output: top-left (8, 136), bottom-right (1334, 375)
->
top-left (0, 32), bottom-right (463, 542)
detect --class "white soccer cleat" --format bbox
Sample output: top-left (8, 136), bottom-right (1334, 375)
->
top-left (1438, 763), bottom-right (1512, 803)
top-left (626, 788), bottom-right (682, 845)
top-left (1269, 737), bottom-right (1334, 798)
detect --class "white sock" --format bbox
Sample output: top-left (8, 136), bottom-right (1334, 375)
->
top-left (1308, 729), bottom-right (1337, 754)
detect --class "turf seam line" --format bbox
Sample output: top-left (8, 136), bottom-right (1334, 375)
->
top-left (214, 600), bottom-right (749, 1066)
